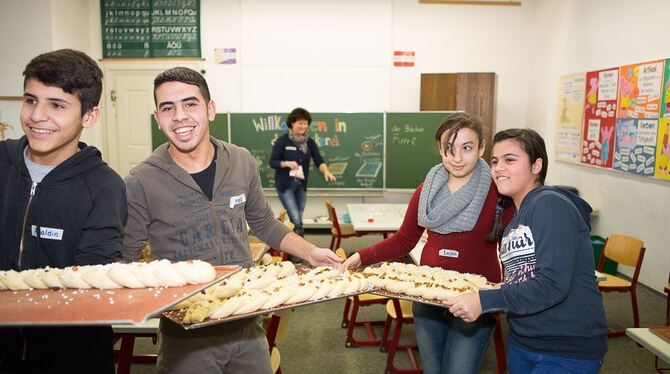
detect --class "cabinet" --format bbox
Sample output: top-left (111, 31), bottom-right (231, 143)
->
top-left (420, 73), bottom-right (496, 163)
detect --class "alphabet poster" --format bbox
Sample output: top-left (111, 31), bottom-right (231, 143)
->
top-left (555, 73), bottom-right (585, 163)
top-left (581, 68), bottom-right (618, 168)
top-left (617, 60), bottom-right (663, 118)
top-left (613, 118), bottom-right (658, 176)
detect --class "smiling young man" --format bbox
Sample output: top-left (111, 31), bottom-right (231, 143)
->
top-left (121, 67), bottom-right (342, 373)
top-left (0, 49), bottom-right (127, 373)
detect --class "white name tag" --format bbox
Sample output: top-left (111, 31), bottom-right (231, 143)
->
top-left (438, 248), bottom-right (459, 258)
top-left (285, 146), bottom-right (297, 151)
top-left (229, 193), bottom-right (246, 209)
top-left (31, 225), bottom-right (64, 240)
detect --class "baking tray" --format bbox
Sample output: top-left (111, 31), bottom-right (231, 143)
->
top-left (163, 265), bottom-right (376, 330)
top-left (0, 265), bottom-right (239, 326)
top-left (370, 289), bottom-right (449, 308)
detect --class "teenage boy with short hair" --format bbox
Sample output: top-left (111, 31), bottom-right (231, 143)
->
top-left (0, 49), bottom-right (126, 373)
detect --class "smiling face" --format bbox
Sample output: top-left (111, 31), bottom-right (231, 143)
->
top-left (291, 119), bottom-right (310, 136)
top-left (21, 79), bottom-right (98, 166)
top-left (154, 81), bottom-right (215, 155)
top-left (439, 128), bottom-right (484, 182)
top-left (491, 139), bottom-right (543, 208)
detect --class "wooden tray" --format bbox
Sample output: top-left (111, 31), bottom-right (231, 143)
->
top-left (650, 326), bottom-right (670, 344)
top-left (0, 265), bottom-right (239, 326)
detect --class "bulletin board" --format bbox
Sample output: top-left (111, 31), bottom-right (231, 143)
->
top-left (558, 57), bottom-right (670, 183)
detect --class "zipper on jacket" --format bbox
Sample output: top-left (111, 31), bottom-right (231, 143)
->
top-left (18, 181), bottom-right (37, 271)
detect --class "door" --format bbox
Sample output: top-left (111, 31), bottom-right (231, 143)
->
top-left (102, 61), bottom-right (202, 177)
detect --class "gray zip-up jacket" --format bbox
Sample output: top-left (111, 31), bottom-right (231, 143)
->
top-left (121, 137), bottom-right (290, 266)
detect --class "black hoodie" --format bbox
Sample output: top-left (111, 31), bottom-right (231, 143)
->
top-left (0, 136), bottom-right (126, 372)
top-left (0, 136), bottom-right (127, 271)
top-left (479, 186), bottom-right (608, 360)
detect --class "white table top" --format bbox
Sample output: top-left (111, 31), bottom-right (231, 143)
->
top-left (346, 203), bottom-right (404, 232)
top-left (112, 318), bottom-right (160, 334)
top-left (626, 328), bottom-right (670, 365)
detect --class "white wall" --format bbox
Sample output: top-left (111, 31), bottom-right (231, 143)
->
top-left (0, 0), bottom-right (667, 291)
top-left (0, 0), bottom-right (52, 140)
top-left (528, 0), bottom-right (669, 292)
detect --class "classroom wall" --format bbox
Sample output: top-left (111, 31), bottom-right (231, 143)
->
top-left (527, 0), bottom-right (669, 292)
top-left (0, 0), bottom-right (666, 291)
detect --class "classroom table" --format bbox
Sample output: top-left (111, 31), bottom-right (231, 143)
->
top-left (346, 203), bottom-right (405, 232)
top-left (626, 327), bottom-right (670, 366)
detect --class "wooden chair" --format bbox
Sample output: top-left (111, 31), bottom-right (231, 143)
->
top-left (335, 248), bottom-right (390, 348)
top-left (596, 234), bottom-right (646, 337)
top-left (265, 308), bottom-right (293, 374)
top-left (665, 273), bottom-right (670, 326)
top-left (325, 200), bottom-right (388, 251)
top-left (380, 299), bottom-right (421, 374)
top-left (268, 209), bottom-right (292, 261)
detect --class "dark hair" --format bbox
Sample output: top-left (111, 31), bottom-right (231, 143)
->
top-left (486, 128), bottom-right (548, 243)
top-left (492, 128), bottom-right (548, 184)
top-left (154, 67), bottom-right (211, 104)
top-left (286, 107), bottom-right (312, 128)
top-left (486, 196), bottom-right (512, 243)
top-left (23, 49), bottom-right (103, 116)
top-left (434, 112), bottom-right (484, 156)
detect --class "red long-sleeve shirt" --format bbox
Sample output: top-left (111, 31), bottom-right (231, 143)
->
top-left (358, 182), bottom-right (514, 283)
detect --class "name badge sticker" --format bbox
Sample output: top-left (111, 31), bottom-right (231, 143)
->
top-left (438, 248), bottom-right (459, 258)
top-left (229, 193), bottom-right (246, 209)
top-left (285, 146), bottom-right (297, 151)
top-left (31, 225), bottom-right (64, 240)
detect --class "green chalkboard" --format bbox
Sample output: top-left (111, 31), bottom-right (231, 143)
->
top-left (385, 112), bottom-right (457, 189)
top-left (101, 0), bottom-right (201, 58)
top-left (230, 113), bottom-right (384, 189)
top-left (151, 113), bottom-right (228, 150)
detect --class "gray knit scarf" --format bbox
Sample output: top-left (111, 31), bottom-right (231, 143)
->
top-left (288, 129), bottom-right (309, 154)
top-left (417, 158), bottom-right (491, 234)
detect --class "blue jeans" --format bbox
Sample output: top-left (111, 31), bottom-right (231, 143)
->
top-left (413, 302), bottom-right (495, 374)
top-left (277, 179), bottom-right (306, 230)
top-left (508, 341), bottom-right (603, 374)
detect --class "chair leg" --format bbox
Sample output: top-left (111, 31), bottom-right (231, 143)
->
top-left (342, 298), bottom-right (352, 328)
top-left (116, 335), bottom-right (136, 374)
top-left (631, 288), bottom-right (640, 328)
top-left (493, 316), bottom-right (507, 374)
top-left (334, 236), bottom-right (342, 251)
top-left (386, 315), bottom-right (404, 373)
top-left (329, 236), bottom-right (336, 251)
top-left (380, 314), bottom-right (393, 352)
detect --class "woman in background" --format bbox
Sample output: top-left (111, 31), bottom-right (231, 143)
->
top-left (446, 128), bottom-right (607, 373)
top-left (270, 107), bottom-right (336, 237)
top-left (343, 113), bottom-right (513, 374)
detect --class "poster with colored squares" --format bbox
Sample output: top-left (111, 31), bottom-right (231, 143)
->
top-left (612, 118), bottom-right (658, 176)
top-left (655, 118), bottom-right (670, 180)
top-left (617, 60), bottom-right (663, 119)
top-left (555, 73), bottom-right (585, 163)
top-left (661, 58), bottom-right (670, 118)
top-left (581, 68), bottom-right (618, 168)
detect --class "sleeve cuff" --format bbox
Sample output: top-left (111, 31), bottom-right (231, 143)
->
top-left (480, 288), bottom-right (507, 313)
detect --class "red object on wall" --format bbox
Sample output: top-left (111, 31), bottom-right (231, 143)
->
top-left (393, 51), bottom-right (415, 67)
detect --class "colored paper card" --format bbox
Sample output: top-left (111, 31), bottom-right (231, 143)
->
top-left (660, 58), bottom-right (670, 118)
top-left (555, 73), bottom-right (586, 163)
top-left (655, 118), bottom-right (670, 180)
top-left (613, 118), bottom-right (658, 176)
top-left (581, 68), bottom-right (618, 168)
top-left (617, 60), bottom-right (664, 119)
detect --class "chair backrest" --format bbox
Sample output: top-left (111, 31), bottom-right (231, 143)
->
top-left (598, 234), bottom-right (645, 283)
top-left (602, 234), bottom-right (644, 266)
top-left (277, 209), bottom-right (287, 224)
top-left (266, 308), bottom-right (292, 350)
top-left (325, 200), bottom-right (342, 234)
